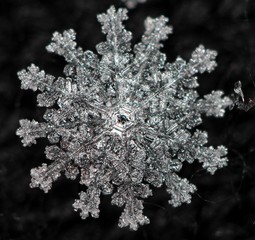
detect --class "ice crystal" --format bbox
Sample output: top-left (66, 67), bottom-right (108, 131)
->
top-left (122, 0), bottom-right (146, 9)
top-left (17, 6), bottom-right (232, 230)
top-left (233, 81), bottom-right (255, 111)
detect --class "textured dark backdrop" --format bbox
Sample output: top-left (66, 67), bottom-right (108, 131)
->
top-left (0, 0), bottom-right (255, 239)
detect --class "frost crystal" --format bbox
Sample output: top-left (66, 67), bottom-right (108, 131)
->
top-left (17, 6), bottom-right (232, 230)
top-left (233, 81), bottom-right (255, 111)
top-left (122, 0), bottom-right (146, 9)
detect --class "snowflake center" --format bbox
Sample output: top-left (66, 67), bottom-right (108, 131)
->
top-left (111, 107), bottom-right (135, 136)
top-left (117, 114), bottom-right (130, 124)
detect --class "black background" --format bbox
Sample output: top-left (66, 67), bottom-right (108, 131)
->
top-left (0, 0), bottom-right (255, 239)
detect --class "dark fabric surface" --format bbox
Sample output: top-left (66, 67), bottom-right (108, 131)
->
top-left (0, 0), bottom-right (255, 239)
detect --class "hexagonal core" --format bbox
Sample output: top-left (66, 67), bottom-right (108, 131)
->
top-left (111, 107), bottom-right (135, 135)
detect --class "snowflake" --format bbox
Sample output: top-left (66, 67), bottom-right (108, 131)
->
top-left (122, 0), bottom-right (146, 9)
top-left (17, 6), bottom-right (232, 230)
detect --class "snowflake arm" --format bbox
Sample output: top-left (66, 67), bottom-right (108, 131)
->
top-left (186, 45), bottom-right (217, 76)
top-left (46, 29), bottom-right (84, 64)
top-left (17, 64), bottom-right (55, 92)
top-left (30, 163), bottom-right (61, 193)
top-left (197, 90), bottom-right (233, 117)
top-left (17, 119), bottom-right (47, 147)
top-left (97, 7), bottom-right (132, 57)
top-left (73, 187), bottom-right (101, 219)
top-left (112, 183), bottom-right (152, 230)
top-left (134, 16), bottom-right (172, 73)
top-left (17, 64), bottom-right (79, 107)
top-left (196, 145), bottom-right (228, 174)
top-left (96, 6), bottom-right (133, 90)
top-left (30, 145), bottom-right (79, 193)
top-left (165, 173), bottom-right (197, 207)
